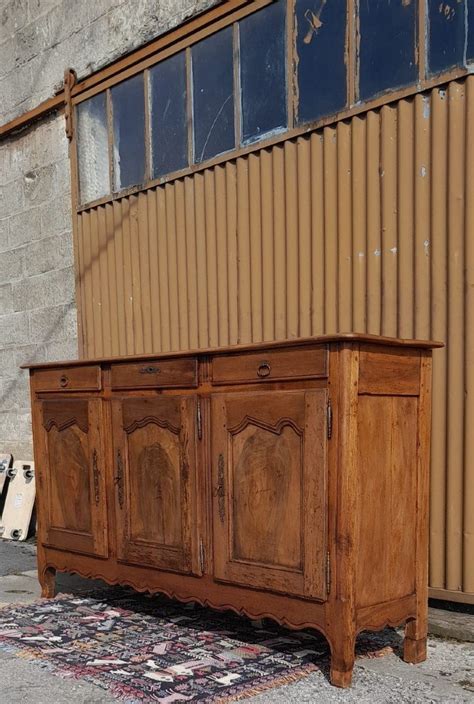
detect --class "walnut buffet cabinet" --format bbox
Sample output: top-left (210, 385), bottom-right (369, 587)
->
top-left (24, 334), bottom-right (441, 687)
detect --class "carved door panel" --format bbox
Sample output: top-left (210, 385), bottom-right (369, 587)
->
top-left (36, 398), bottom-right (108, 557)
top-left (212, 389), bottom-right (328, 599)
top-left (112, 396), bottom-right (200, 575)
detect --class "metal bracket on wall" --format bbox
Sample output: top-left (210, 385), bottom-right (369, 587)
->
top-left (64, 68), bottom-right (77, 141)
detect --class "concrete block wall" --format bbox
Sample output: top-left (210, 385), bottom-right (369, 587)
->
top-left (0, 0), bottom-right (219, 458)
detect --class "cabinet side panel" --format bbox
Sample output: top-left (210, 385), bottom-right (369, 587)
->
top-left (356, 395), bottom-right (418, 608)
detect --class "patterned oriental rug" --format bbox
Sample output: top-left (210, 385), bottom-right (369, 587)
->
top-left (0, 591), bottom-right (399, 703)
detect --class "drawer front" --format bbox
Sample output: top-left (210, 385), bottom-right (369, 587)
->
top-left (111, 358), bottom-right (198, 389)
top-left (34, 366), bottom-right (101, 392)
top-left (211, 346), bottom-right (328, 385)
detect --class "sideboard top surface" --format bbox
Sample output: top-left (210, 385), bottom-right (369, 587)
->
top-left (22, 333), bottom-right (443, 371)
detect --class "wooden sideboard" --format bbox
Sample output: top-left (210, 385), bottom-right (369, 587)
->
top-left (24, 334), bottom-right (442, 687)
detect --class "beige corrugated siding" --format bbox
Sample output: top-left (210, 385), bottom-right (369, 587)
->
top-left (76, 76), bottom-right (474, 600)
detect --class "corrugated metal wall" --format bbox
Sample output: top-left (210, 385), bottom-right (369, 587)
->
top-left (76, 75), bottom-right (474, 601)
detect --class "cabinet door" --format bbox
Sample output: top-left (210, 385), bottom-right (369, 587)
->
top-left (212, 389), bottom-right (328, 599)
top-left (112, 396), bottom-right (200, 575)
top-left (36, 398), bottom-right (108, 557)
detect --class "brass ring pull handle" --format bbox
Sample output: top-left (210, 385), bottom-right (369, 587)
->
top-left (257, 361), bottom-right (271, 378)
top-left (59, 375), bottom-right (69, 387)
top-left (139, 366), bottom-right (160, 375)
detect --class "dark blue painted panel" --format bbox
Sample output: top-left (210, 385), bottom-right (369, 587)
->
top-left (192, 26), bottom-right (235, 163)
top-left (295, 0), bottom-right (347, 124)
top-left (239, 0), bottom-right (287, 143)
top-left (468, 0), bottom-right (474, 60)
top-left (359, 0), bottom-right (418, 101)
top-left (111, 74), bottom-right (146, 190)
top-left (150, 52), bottom-right (188, 178)
top-left (428, 0), bottom-right (465, 74)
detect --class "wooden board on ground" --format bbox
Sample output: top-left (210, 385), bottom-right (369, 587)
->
top-left (0, 454), bottom-right (12, 499)
top-left (0, 461), bottom-right (35, 541)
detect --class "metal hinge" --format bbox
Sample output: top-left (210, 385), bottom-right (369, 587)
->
top-left (199, 539), bottom-right (205, 572)
top-left (327, 397), bottom-right (332, 439)
top-left (326, 551), bottom-right (331, 596)
top-left (196, 397), bottom-right (202, 440)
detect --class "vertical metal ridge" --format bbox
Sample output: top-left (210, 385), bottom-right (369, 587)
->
top-left (184, 175), bottom-right (199, 349)
top-left (351, 114), bottom-right (367, 333)
top-left (464, 75), bottom-right (474, 594)
top-left (157, 185), bottom-right (171, 351)
top-left (165, 183), bottom-right (180, 351)
top-left (380, 104), bottom-right (398, 338)
top-left (204, 169), bottom-right (219, 348)
top-left (137, 191), bottom-right (152, 354)
top-left (105, 203), bottom-right (117, 357)
top-left (446, 81), bottom-right (465, 592)
top-left (284, 140), bottom-right (299, 338)
top-left (225, 161), bottom-right (239, 345)
top-left (414, 93), bottom-right (431, 341)
top-left (261, 145), bottom-right (275, 341)
top-left (397, 97), bottom-right (414, 339)
top-left (297, 135), bottom-right (311, 338)
top-left (129, 194), bottom-right (144, 354)
top-left (215, 164), bottom-right (229, 346)
top-left (366, 109), bottom-right (381, 334)
top-left (337, 120), bottom-right (352, 333)
top-left (148, 187), bottom-right (162, 353)
top-left (430, 86), bottom-right (448, 589)
top-left (310, 131), bottom-right (325, 335)
top-left (112, 199), bottom-right (127, 357)
top-left (237, 156), bottom-right (251, 343)
top-left (273, 143), bottom-right (286, 340)
top-left (323, 125), bottom-right (338, 333)
top-left (249, 151), bottom-right (263, 342)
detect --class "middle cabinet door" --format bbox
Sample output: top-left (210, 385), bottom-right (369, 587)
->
top-left (112, 396), bottom-right (201, 575)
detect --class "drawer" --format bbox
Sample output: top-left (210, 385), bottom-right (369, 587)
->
top-left (211, 346), bottom-right (328, 385)
top-left (33, 366), bottom-right (101, 392)
top-left (111, 357), bottom-right (198, 389)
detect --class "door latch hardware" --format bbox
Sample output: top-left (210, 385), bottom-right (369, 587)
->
top-left (327, 398), bottom-right (333, 440)
top-left (217, 454), bottom-right (225, 523)
top-left (326, 551), bottom-right (331, 596)
top-left (199, 539), bottom-right (205, 572)
top-left (197, 398), bottom-right (202, 440)
top-left (115, 449), bottom-right (124, 509)
top-left (92, 449), bottom-right (100, 505)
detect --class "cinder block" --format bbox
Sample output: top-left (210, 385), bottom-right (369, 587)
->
top-left (28, 302), bottom-right (77, 344)
top-left (40, 197), bottom-right (72, 237)
top-left (0, 179), bottom-right (25, 217)
top-left (0, 248), bottom-right (23, 285)
top-left (12, 266), bottom-right (75, 312)
top-left (23, 162), bottom-right (56, 206)
top-left (23, 233), bottom-right (73, 277)
top-left (41, 336), bottom-right (79, 362)
top-left (1, 0), bottom-right (29, 38)
top-left (0, 311), bottom-right (29, 345)
top-left (0, 283), bottom-right (14, 315)
top-left (7, 208), bottom-right (41, 249)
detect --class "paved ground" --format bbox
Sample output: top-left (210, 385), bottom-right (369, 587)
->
top-left (0, 541), bottom-right (473, 703)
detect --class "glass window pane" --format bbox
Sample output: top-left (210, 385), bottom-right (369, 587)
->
top-left (295, 0), bottom-right (347, 124)
top-left (111, 74), bottom-right (146, 190)
top-left (150, 52), bottom-right (188, 178)
top-left (359, 0), bottom-right (418, 101)
top-left (239, 0), bottom-right (287, 143)
top-left (428, 0), bottom-right (465, 75)
top-left (76, 93), bottom-right (110, 205)
top-left (192, 26), bottom-right (235, 163)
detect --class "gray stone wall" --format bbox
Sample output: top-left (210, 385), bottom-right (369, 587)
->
top-left (0, 0), bottom-right (219, 458)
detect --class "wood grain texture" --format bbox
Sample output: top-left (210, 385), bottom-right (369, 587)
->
top-left (33, 366), bottom-right (101, 393)
top-left (28, 337), bottom-right (438, 688)
top-left (211, 345), bottom-right (328, 384)
top-left (111, 358), bottom-right (197, 389)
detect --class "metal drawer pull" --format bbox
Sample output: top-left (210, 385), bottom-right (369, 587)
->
top-left (257, 361), bottom-right (271, 378)
top-left (59, 375), bottom-right (69, 387)
top-left (139, 366), bottom-right (160, 375)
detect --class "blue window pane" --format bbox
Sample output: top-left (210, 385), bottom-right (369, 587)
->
top-left (111, 74), bottom-right (146, 190)
top-left (192, 27), bottom-right (235, 163)
top-left (359, 0), bottom-right (418, 101)
top-left (239, 0), bottom-right (287, 143)
top-left (428, 0), bottom-right (465, 75)
top-left (76, 92), bottom-right (110, 204)
top-left (295, 0), bottom-right (347, 124)
top-left (150, 52), bottom-right (188, 178)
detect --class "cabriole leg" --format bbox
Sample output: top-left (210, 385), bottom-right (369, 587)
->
top-left (39, 566), bottom-right (56, 599)
top-left (329, 634), bottom-right (356, 688)
top-left (403, 618), bottom-right (427, 664)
